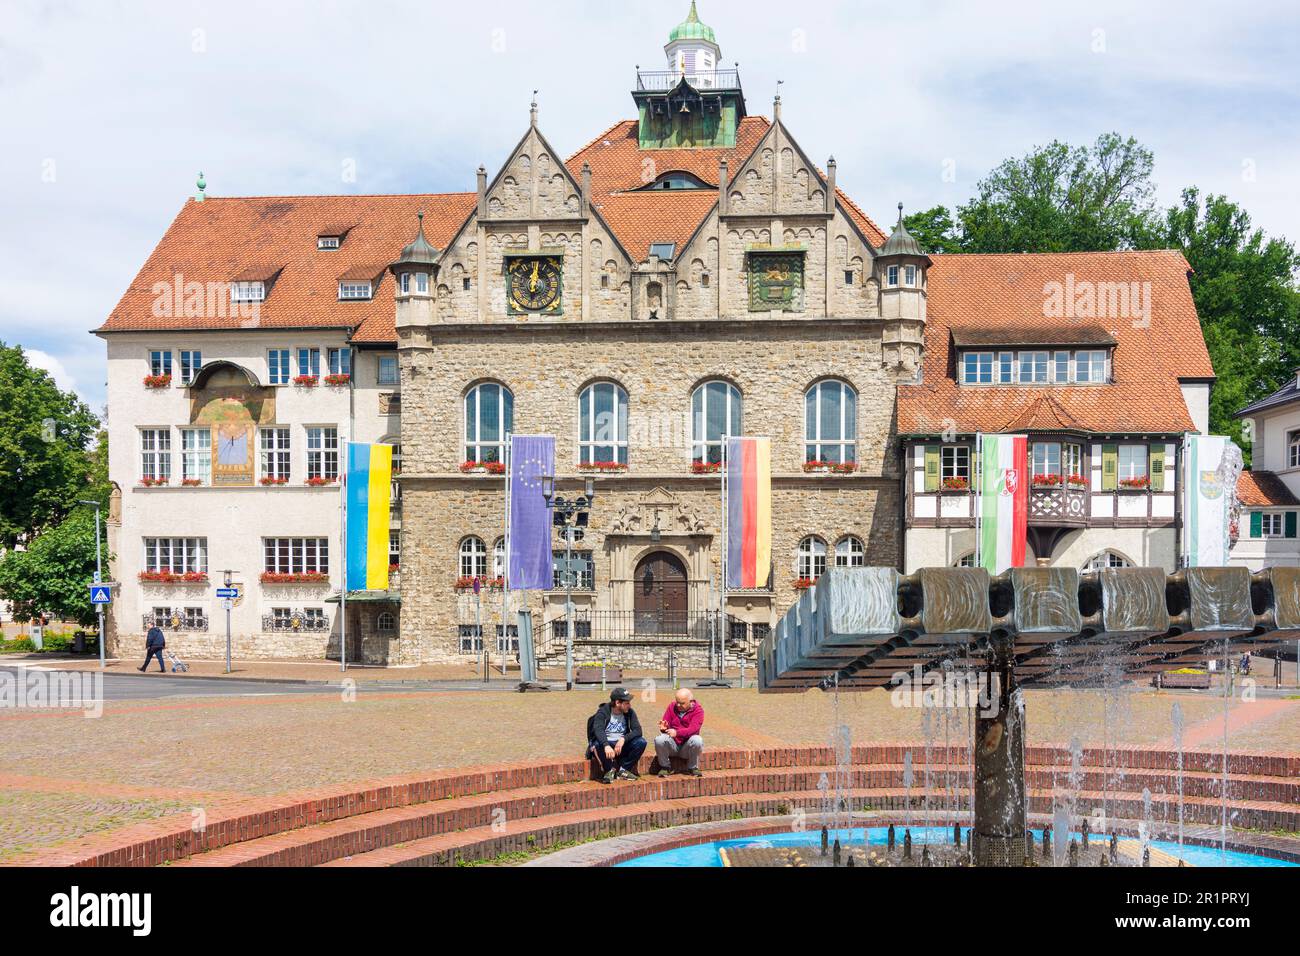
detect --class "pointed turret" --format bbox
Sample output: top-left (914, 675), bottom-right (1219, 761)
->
top-left (390, 212), bottom-right (439, 331)
top-left (877, 204), bottom-right (929, 377)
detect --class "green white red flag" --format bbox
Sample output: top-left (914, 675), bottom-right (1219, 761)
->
top-left (976, 434), bottom-right (1029, 573)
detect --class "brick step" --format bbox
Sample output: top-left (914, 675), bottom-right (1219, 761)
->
top-left (320, 786), bottom-right (1299, 868)
top-left (30, 744), bottom-right (1294, 867)
top-left (173, 766), bottom-right (1298, 868)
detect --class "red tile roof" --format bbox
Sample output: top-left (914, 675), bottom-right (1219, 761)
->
top-left (1237, 471), bottom-right (1300, 507)
top-left (898, 250), bottom-right (1214, 436)
top-left (98, 118), bottom-right (887, 342)
top-left (96, 193), bottom-right (476, 341)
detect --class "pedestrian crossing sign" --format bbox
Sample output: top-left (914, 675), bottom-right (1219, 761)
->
top-left (89, 585), bottom-right (113, 605)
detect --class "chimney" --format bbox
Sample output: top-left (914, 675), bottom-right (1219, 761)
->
top-left (581, 162), bottom-right (591, 217)
top-left (718, 159), bottom-right (729, 216)
top-left (825, 157), bottom-right (837, 214)
top-left (477, 165), bottom-right (487, 219)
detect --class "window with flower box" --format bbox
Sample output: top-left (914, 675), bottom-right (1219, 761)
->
top-left (941, 446), bottom-right (970, 486)
top-left (149, 350), bottom-right (172, 379)
top-left (692, 380), bottom-right (741, 465)
top-left (1117, 445), bottom-right (1148, 484)
top-left (306, 427), bottom-right (339, 481)
top-left (263, 538), bottom-right (329, 576)
top-left (260, 428), bottom-right (291, 482)
top-left (140, 429), bottom-right (171, 483)
top-left (459, 536), bottom-right (488, 579)
top-left (143, 537), bottom-right (208, 575)
top-left (464, 382), bottom-right (513, 464)
top-left (579, 382), bottom-right (629, 466)
top-left (797, 536), bottom-right (827, 580)
top-left (1032, 442), bottom-right (1083, 483)
top-left (805, 380), bottom-right (856, 465)
top-left (327, 348), bottom-right (352, 378)
top-left (297, 348), bottom-right (321, 379)
top-left (180, 428), bottom-right (211, 485)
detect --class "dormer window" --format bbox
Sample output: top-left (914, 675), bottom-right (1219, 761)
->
top-left (649, 242), bottom-right (676, 261)
top-left (339, 281), bottom-right (372, 301)
top-left (959, 348), bottom-right (1113, 385)
top-left (231, 281), bottom-right (265, 303)
top-left (317, 236), bottom-right (341, 251)
top-left (645, 172), bottom-right (709, 190)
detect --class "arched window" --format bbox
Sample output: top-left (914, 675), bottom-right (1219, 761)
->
top-left (1083, 551), bottom-right (1132, 572)
top-left (797, 536), bottom-right (827, 580)
top-left (464, 382), bottom-right (513, 464)
top-left (834, 536), bottom-right (865, 568)
top-left (459, 536), bottom-right (488, 579)
top-left (578, 382), bottom-right (629, 465)
top-left (692, 380), bottom-right (742, 465)
top-left (805, 380), bottom-right (857, 465)
top-left (955, 553), bottom-right (977, 568)
top-left (376, 611), bottom-right (396, 634)
top-left (492, 537), bottom-right (506, 581)
top-left (646, 171), bottom-right (709, 190)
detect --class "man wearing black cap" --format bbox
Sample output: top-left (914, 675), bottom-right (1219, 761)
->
top-left (586, 687), bottom-right (647, 784)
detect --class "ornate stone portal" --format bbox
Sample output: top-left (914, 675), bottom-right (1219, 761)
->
top-left (602, 488), bottom-right (716, 617)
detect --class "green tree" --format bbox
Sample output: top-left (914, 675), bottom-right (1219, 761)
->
top-left (1162, 188), bottom-right (1300, 445)
top-left (0, 507), bottom-right (108, 627)
top-left (0, 343), bottom-right (101, 549)
top-left (956, 133), bottom-right (1162, 253)
top-left (902, 205), bottom-right (964, 255)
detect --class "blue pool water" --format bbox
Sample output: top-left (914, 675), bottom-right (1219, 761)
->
top-left (615, 827), bottom-right (1297, 868)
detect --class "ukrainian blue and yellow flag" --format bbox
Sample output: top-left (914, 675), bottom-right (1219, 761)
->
top-left (345, 443), bottom-right (393, 592)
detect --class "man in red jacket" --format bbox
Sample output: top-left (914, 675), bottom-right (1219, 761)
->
top-left (654, 688), bottom-right (705, 777)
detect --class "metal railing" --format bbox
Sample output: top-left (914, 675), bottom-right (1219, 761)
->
top-left (537, 610), bottom-right (735, 650)
top-left (141, 613), bottom-right (208, 632)
top-left (635, 69), bottom-right (741, 92)
top-left (262, 612), bottom-right (329, 633)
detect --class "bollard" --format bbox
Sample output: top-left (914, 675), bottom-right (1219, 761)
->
top-left (821, 826), bottom-right (828, 857)
top-left (833, 838), bottom-right (841, 867)
top-left (903, 829), bottom-right (912, 861)
top-left (888, 824), bottom-right (896, 851)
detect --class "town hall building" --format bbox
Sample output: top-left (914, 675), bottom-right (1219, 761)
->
top-left (95, 4), bottom-right (1224, 667)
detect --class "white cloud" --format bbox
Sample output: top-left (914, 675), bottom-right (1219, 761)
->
top-left (25, 348), bottom-right (77, 394)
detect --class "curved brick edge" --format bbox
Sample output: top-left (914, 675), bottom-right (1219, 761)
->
top-left (525, 812), bottom-right (1300, 868)
top-left (10, 743), bottom-right (1297, 868)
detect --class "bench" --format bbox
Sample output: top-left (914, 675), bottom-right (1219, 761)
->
top-left (1154, 672), bottom-right (1212, 689)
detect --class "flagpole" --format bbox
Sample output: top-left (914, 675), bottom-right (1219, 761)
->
top-left (973, 433), bottom-right (983, 572)
top-left (340, 446), bottom-right (348, 673)
top-left (500, 434), bottom-right (512, 677)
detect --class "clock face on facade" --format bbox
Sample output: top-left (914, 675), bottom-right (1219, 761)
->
top-left (507, 257), bottom-right (562, 313)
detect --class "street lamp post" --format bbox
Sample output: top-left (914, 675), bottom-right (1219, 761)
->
top-left (220, 569), bottom-right (236, 674)
top-left (541, 476), bottom-right (596, 691)
top-left (79, 500), bottom-right (105, 671)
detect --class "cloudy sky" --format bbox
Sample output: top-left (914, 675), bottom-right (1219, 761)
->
top-left (3, 0), bottom-right (1297, 412)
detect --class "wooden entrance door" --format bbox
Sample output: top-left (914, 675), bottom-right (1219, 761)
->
top-left (634, 552), bottom-right (688, 636)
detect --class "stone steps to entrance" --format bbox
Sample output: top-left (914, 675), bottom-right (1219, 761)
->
top-left (20, 744), bottom-right (1296, 867)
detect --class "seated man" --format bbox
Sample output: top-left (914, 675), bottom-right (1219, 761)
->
top-left (587, 687), bottom-right (647, 784)
top-left (655, 688), bottom-right (705, 777)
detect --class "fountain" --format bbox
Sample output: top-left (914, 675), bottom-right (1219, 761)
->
top-left (755, 565), bottom-right (1300, 867)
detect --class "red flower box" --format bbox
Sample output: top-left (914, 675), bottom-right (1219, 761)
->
top-left (139, 477), bottom-right (169, 487)
top-left (260, 476), bottom-right (289, 486)
top-left (1032, 474), bottom-right (1063, 487)
top-left (324, 374), bottom-right (351, 386)
top-left (578, 461), bottom-right (627, 472)
top-left (1067, 474), bottom-right (1089, 488)
top-left (804, 461), bottom-right (859, 474)
top-left (143, 374), bottom-right (172, 389)
top-left (1119, 476), bottom-right (1151, 490)
top-left (942, 476), bottom-right (970, 491)
top-left (293, 375), bottom-right (319, 387)
top-left (181, 478), bottom-right (203, 487)
top-left (691, 461), bottom-right (721, 475)
top-left (792, 577), bottom-right (817, 591)
top-left (454, 575), bottom-right (504, 593)
top-left (260, 572), bottom-right (329, 585)
top-left (138, 571), bottom-right (208, 584)
top-left (305, 476), bottom-right (336, 487)
top-left (459, 461), bottom-right (506, 475)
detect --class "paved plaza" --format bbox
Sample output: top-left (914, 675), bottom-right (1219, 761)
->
top-left (1, 665), bottom-right (1296, 863)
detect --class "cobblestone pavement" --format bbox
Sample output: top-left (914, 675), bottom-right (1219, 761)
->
top-left (0, 683), bottom-right (1294, 860)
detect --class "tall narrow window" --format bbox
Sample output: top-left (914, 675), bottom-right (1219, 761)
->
top-left (180, 428), bottom-right (211, 484)
top-left (941, 445), bottom-right (971, 481)
top-left (691, 381), bottom-right (742, 465)
top-left (297, 348), bottom-right (321, 378)
top-left (1288, 430), bottom-right (1299, 469)
top-left (306, 427), bottom-right (339, 480)
top-left (179, 350), bottom-right (203, 385)
top-left (459, 537), bottom-right (488, 579)
top-left (389, 530), bottom-right (401, 568)
top-left (140, 429), bottom-right (171, 482)
top-left (327, 348), bottom-right (351, 377)
top-left (886, 265), bottom-right (899, 287)
top-left (579, 382), bottom-right (629, 465)
top-left (804, 380), bottom-right (857, 464)
top-left (149, 350), bottom-right (172, 378)
top-left (797, 536), bottom-right (827, 580)
top-left (260, 427), bottom-right (291, 481)
top-left (377, 355), bottom-right (399, 386)
top-left (464, 382), bottom-right (514, 464)
top-left (834, 536), bottom-right (865, 568)
top-left (268, 349), bottom-right (291, 385)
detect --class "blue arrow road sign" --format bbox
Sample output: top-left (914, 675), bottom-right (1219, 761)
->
top-left (216, 588), bottom-right (239, 599)
top-left (89, 585), bottom-right (112, 605)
